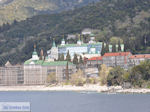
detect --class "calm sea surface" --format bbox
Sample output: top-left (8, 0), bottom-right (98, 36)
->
top-left (0, 91), bottom-right (150, 112)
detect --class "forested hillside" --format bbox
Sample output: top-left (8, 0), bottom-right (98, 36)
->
top-left (0, 0), bottom-right (150, 65)
top-left (0, 0), bottom-right (100, 25)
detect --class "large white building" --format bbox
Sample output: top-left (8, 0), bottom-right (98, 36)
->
top-left (47, 41), bottom-right (58, 60)
top-left (47, 36), bottom-right (103, 60)
top-left (0, 61), bottom-right (24, 86)
top-left (128, 54), bottom-right (150, 66)
top-left (81, 28), bottom-right (92, 35)
top-left (24, 46), bottom-right (76, 85)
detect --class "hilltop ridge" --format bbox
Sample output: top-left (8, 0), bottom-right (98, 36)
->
top-left (0, 0), bottom-right (100, 25)
top-left (0, 0), bottom-right (149, 65)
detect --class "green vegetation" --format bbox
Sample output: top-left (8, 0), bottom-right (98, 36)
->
top-left (105, 43), bottom-right (109, 53)
top-left (73, 54), bottom-right (78, 65)
top-left (46, 61), bottom-right (150, 88)
top-left (107, 60), bottom-right (150, 88)
top-left (112, 44), bottom-right (116, 52)
top-left (101, 42), bottom-right (105, 56)
top-left (79, 56), bottom-right (84, 64)
top-left (107, 66), bottom-right (126, 86)
top-left (0, 0), bottom-right (150, 65)
top-left (47, 72), bottom-right (57, 84)
top-left (99, 64), bottom-right (112, 85)
top-left (129, 60), bottom-right (150, 88)
top-left (70, 69), bottom-right (86, 86)
top-left (59, 54), bottom-right (64, 61)
top-left (0, 0), bottom-right (99, 25)
top-left (66, 50), bottom-right (71, 62)
top-left (109, 37), bottom-right (123, 45)
top-left (65, 61), bottom-right (69, 81)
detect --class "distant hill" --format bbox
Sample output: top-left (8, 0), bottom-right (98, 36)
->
top-left (0, 0), bottom-right (150, 65)
top-left (0, 0), bottom-right (100, 25)
top-left (0, 0), bottom-right (13, 5)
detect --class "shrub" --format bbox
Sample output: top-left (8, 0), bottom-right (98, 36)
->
top-left (70, 69), bottom-right (86, 86)
top-left (46, 72), bottom-right (57, 84)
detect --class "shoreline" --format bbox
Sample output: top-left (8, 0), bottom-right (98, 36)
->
top-left (0, 85), bottom-right (150, 94)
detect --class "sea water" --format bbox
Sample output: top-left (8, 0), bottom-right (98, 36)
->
top-left (0, 91), bottom-right (150, 112)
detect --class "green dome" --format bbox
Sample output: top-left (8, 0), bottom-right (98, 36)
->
top-left (45, 56), bottom-right (48, 60)
top-left (52, 40), bottom-right (56, 47)
top-left (90, 33), bottom-right (95, 37)
top-left (32, 51), bottom-right (38, 55)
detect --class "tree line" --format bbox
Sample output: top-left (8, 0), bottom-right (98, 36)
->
top-left (57, 50), bottom-right (84, 65)
top-left (0, 0), bottom-right (149, 65)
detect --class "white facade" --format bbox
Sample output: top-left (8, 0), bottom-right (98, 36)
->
top-left (61, 39), bottom-right (65, 46)
top-left (66, 46), bottom-right (88, 58)
top-left (48, 37), bottom-right (102, 60)
top-left (24, 64), bottom-right (45, 85)
top-left (32, 53), bottom-right (39, 60)
top-left (82, 28), bottom-right (92, 35)
top-left (89, 37), bottom-right (96, 44)
top-left (128, 54), bottom-right (150, 66)
top-left (47, 47), bottom-right (58, 60)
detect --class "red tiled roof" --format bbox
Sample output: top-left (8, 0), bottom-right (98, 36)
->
top-left (103, 52), bottom-right (132, 57)
top-left (130, 54), bottom-right (150, 59)
top-left (88, 56), bottom-right (102, 61)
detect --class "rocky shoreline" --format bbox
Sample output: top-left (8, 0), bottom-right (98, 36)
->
top-left (0, 85), bottom-right (150, 94)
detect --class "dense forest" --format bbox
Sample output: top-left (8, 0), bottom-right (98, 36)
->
top-left (107, 60), bottom-right (150, 88)
top-left (0, 0), bottom-right (150, 65)
top-left (0, 0), bottom-right (100, 25)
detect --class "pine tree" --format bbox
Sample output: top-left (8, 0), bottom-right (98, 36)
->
top-left (124, 43), bottom-right (127, 52)
top-left (101, 42), bottom-right (105, 56)
top-left (73, 54), bottom-right (78, 65)
top-left (79, 56), bottom-right (83, 64)
top-left (66, 62), bottom-right (69, 81)
top-left (60, 54), bottom-right (64, 61)
top-left (58, 54), bottom-right (61, 61)
top-left (105, 43), bottom-right (109, 53)
top-left (66, 50), bottom-right (71, 62)
top-left (118, 41), bottom-right (121, 51)
top-left (40, 49), bottom-right (44, 60)
top-left (112, 44), bottom-right (116, 52)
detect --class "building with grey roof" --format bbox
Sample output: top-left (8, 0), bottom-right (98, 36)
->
top-left (0, 61), bottom-right (24, 86)
top-left (24, 46), bottom-right (76, 85)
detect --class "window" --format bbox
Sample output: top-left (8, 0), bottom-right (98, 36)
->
top-left (47, 69), bottom-right (56, 74)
